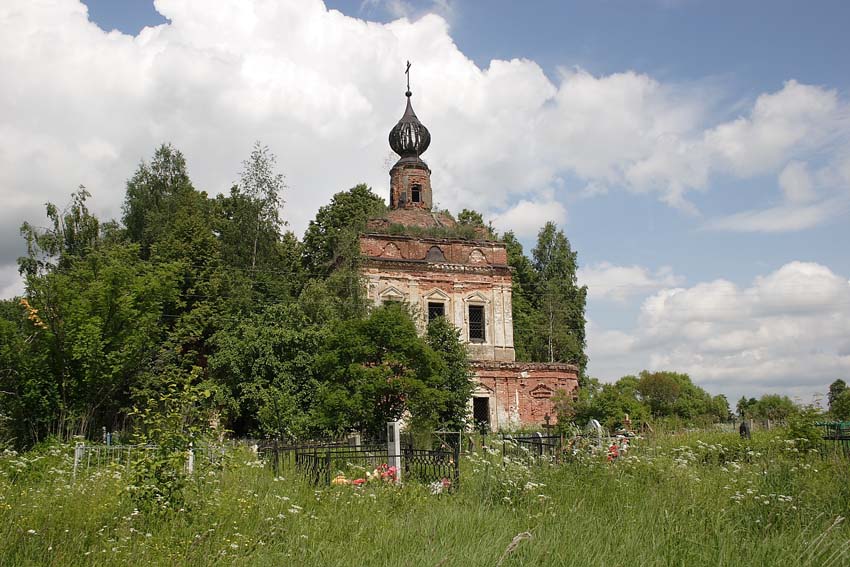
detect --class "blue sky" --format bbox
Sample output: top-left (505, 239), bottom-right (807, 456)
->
top-left (3, 0), bottom-right (850, 404)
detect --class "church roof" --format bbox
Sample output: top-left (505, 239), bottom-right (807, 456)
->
top-left (388, 90), bottom-right (430, 159)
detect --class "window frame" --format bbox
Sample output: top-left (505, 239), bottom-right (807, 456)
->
top-left (427, 301), bottom-right (446, 324)
top-left (467, 303), bottom-right (486, 343)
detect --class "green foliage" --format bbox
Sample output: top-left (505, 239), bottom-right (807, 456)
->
top-left (301, 184), bottom-right (386, 277)
top-left (2, 429), bottom-right (849, 566)
top-left (208, 286), bottom-right (337, 438)
top-left (380, 222), bottom-right (484, 241)
top-left (456, 208), bottom-right (496, 239)
top-left (555, 371), bottom-right (729, 430)
top-left (216, 142), bottom-right (288, 273)
top-left (637, 370), bottom-right (730, 421)
top-left (426, 315), bottom-right (473, 430)
top-left (313, 303), bottom-right (451, 437)
top-left (127, 375), bottom-right (214, 515)
top-left (530, 222), bottom-right (587, 371)
top-left (828, 379), bottom-right (848, 417)
top-left (0, 300), bottom-right (53, 447)
top-left (502, 223), bottom-right (587, 373)
top-left (786, 405), bottom-right (826, 451)
top-left (19, 186), bottom-right (101, 278)
top-left (747, 394), bottom-right (799, 421)
top-left (829, 389), bottom-right (850, 420)
top-left (501, 231), bottom-right (540, 363)
top-left (122, 144), bottom-right (195, 258)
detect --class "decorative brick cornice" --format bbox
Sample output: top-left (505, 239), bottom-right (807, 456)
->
top-left (471, 360), bottom-right (580, 373)
top-left (361, 232), bottom-right (504, 247)
top-left (362, 256), bottom-right (512, 275)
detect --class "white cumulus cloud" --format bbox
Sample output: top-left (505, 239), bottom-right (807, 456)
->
top-left (1, 0), bottom-right (850, 299)
top-left (579, 262), bottom-right (684, 302)
top-left (587, 261), bottom-right (850, 403)
top-left (490, 198), bottom-right (567, 239)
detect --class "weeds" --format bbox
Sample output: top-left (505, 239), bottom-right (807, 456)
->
top-left (0, 430), bottom-right (848, 566)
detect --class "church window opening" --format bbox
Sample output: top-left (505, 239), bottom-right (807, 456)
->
top-left (428, 302), bottom-right (445, 323)
top-left (473, 397), bottom-right (490, 431)
top-left (468, 304), bottom-right (485, 342)
top-left (411, 184), bottom-right (421, 203)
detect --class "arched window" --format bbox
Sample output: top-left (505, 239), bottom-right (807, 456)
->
top-left (411, 184), bottom-right (421, 203)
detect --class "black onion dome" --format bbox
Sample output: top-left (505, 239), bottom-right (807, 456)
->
top-left (388, 94), bottom-right (430, 158)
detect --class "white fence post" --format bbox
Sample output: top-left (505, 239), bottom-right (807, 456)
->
top-left (187, 443), bottom-right (195, 475)
top-left (387, 421), bottom-right (402, 484)
top-left (73, 443), bottom-right (83, 481)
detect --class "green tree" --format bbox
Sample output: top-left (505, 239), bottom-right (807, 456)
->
top-left (456, 208), bottom-right (495, 239)
top-left (208, 282), bottom-right (339, 437)
top-left (531, 222), bottom-right (587, 372)
top-left (19, 186), bottom-right (101, 278)
top-left (312, 303), bottom-right (449, 437)
top-left (15, 189), bottom-right (182, 441)
top-left (122, 144), bottom-right (195, 258)
top-left (502, 231), bottom-right (540, 363)
top-left (0, 299), bottom-right (53, 447)
top-left (828, 379), bottom-right (847, 414)
top-left (426, 315), bottom-right (473, 430)
top-left (749, 394), bottom-right (798, 421)
top-left (637, 371), bottom-right (682, 417)
top-left (301, 184), bottom-right (386, 277)
top-left (217, 142), bottom-right (287, 272)
top-left (830, 389), bottom-right (850, 421)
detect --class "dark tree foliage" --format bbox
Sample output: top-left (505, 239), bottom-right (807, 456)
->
top-left (555, 370), bottom-right (730, 430)
top-left (301, 184), bottom-right (386, 277)
top-left (531, 222), bottom-right (588, 372)
top-left (12, 192), bottom-right (181, 443)
top-left (122, 144), bottom-right (195, 258)
top-left (426, 315), bottom-right (473, 430)
top-left (502, 223), bottom-right (587, 374)
top-left (209, 297), bottom-right (331, 438)
top-left (19, 186), bottom-right (101, 278)
top-left (831, 389), bottom-right (850, 421)
top-left (456, 208), bottom-right (496, 239)
top-left (312, 303), bottom-right (452, 437)
top-left (502, 231), bottom-right (540, 363)
top-left (746, 394), bottom-right (799, 421)
top-left (828, 379), bottom-right (847, 414)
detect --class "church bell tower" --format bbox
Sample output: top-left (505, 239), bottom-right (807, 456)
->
top-left (387, 63), bottom-right (432, 210)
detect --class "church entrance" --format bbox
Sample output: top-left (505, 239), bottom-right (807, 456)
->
top-left (472, 396), bottom-right (490, 432)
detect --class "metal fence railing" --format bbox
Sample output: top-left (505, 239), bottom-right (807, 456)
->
top-left (71, 443), bottom-right (227, 480)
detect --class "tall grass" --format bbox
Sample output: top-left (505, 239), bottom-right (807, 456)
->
top-left (1, 430), bottom-right (847, 566)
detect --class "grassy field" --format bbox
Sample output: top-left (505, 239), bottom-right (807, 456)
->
top-left (1, 430), bottom-right (848, 566)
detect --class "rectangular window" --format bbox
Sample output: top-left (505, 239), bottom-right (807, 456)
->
top-left (427, 302), bottom-right (445, 323)
top-left (411, 184), bottom-right (421, 203)
top-left (468, 304), bottom-right (485, 342)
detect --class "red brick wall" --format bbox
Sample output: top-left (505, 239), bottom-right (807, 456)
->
top-left (390, 164), bottom-right (432, 209)
top-left (360, 234), bottom-right (508, 266)
top-left (472, 362), bottom-right (579, 428)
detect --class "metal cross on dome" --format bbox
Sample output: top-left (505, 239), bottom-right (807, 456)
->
top-left (405, 60), bottom-right (412, 96)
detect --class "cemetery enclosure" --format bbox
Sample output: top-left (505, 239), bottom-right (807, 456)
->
top-left (2, 428), bottom-right (850, 566)
top-left (260, 433), bottom-right (460, 488)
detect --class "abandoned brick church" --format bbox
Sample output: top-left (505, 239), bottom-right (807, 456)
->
top-left (358, 82), bottom-right (579, 430)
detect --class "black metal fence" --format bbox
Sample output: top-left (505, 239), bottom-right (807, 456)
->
top-left (501, 433), bottom-right (564, 460)
top-left (816, 422), bottom-right (850, 459)
top-left (260, 437), bottom-right (460, 489)
top-left (257, 440), bottom-right (383, 476)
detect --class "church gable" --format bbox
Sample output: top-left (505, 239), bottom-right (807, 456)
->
top-left (423, 288), bottom-right (451, 302)
top-left (378, 285), bottom-right (406, 303)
